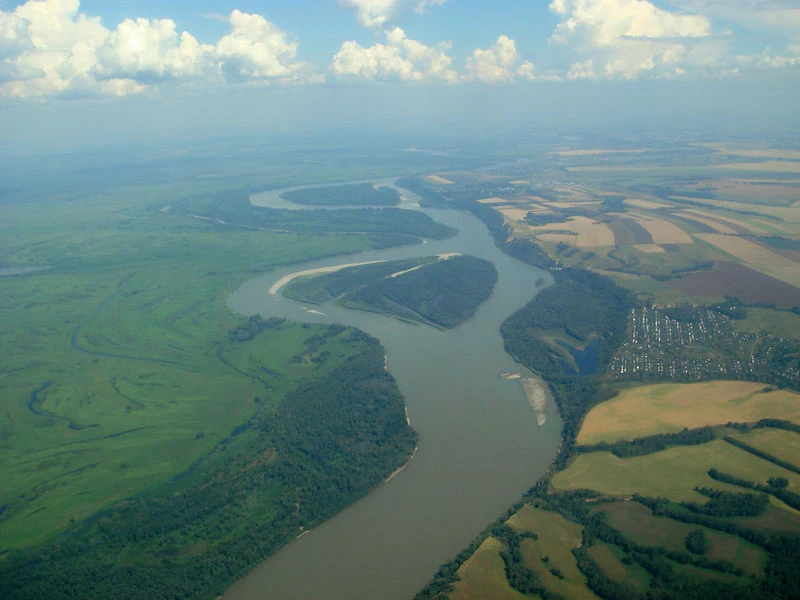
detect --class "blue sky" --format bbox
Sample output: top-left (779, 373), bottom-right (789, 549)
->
top-left (1, 1), bottom-right (798, 149)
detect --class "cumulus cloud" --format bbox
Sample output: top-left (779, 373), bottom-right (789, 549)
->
top-left (736, 46), bottom-right (800, 70)
top-left (566, 58), bottom-right (597, 80)
top-left (464, 35), bottom-right (518, 83)
top-left (331, 26), bottom-right (457, 81)
top-left (549, 0), bottom-right (710, 79)
top-left (338, 0), bottom-right (448, 29)
top-left (0, 0), bottom-right (311, 98)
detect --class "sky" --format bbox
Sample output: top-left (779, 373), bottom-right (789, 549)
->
top-left (1, 0), bottom-right (799, 150)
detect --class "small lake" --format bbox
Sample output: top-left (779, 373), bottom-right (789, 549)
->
top-left (224, 180), bottom-right (561, 600)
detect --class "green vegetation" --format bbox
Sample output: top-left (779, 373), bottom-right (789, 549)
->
top-left (283, 258), bottom-right (436, 304)
top-left (287, 255), bottom-right (498, 329)
top-left (0, 168), bottom-right (425, 598)
top-left (280, 182), bottom-right (401, 206)
top-left (342, 255), bottom-right (497, 329)
top-left (0, 334), bottom-right (417, 599)
top-left (173, 188), bottom-right (456, 242)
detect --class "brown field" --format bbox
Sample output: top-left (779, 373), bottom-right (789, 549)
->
top-left (633, 244), bottom-right (665, 253)
top-left (674, 197), bottom-right (800, 224)
top-left (449, 537), bottom-right (528, 600)
top-left (682, 209), bottom-right (767, 235)
top-left (696, 233), bottom-right (798, 265)
top-left (695, 234), bottom-right (800, 288)
top-left (598, 502), bottom-right (766, 575)
top-left (553, 149), bottom-right (652, 156)
top-left (626, 212), bottom-right (693, 244)
top-left (477, 197), bottom-right (508, 204)
top-left (509, 180), bottom-right (530, 185)
top-left (425, 174), bottom-right (454, 185)
top-left (713, 161), bottom-right (800, 173)
top-left (677, 212), bottom-right (739, 234)
top-left (624, 198), bottom-right (671, 210)
top-left (577, 381), bottom-right (800, 445)
top-left (671, 261), bottom-right (800, 307)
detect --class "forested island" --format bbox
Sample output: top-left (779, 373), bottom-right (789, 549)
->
top-left (285, 255), bottom-right (498, 329)
top-left (281, 183), bottom-right (401, 206)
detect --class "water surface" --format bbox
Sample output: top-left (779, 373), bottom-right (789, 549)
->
top-left (224, 181), bottom-right (561, 600)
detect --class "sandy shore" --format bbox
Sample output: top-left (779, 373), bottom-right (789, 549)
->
top-left (269, 260), bottom-right (387, 298)
top-left (521, 377), bottom-right (549, 426)
top-left (383, 445), bottom-right (418, 484)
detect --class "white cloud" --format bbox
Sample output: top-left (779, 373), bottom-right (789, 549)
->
top-left (736, 46), bottom-right (800, 70)
top-left (0, 1), bottom-right (310, 99)
top-left (566, 59), bottom-right (597, 79)
top-left (464, 35), bottom-right (518, 83)
top-left (331, 26), bottom-right (457, 81)
top-left (549, 0), bottom-right (710, 79)
top-left (338, 0), bottom-right (448, 29)
top-left (94, 18), bottom-right (212, 82)
top-left (674, 1), bottom-right (800, 40)
top-left (215, 10), bottom-right (304, 82)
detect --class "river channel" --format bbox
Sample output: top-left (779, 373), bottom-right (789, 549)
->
top-left (224, 179), bottom-right (562, 600)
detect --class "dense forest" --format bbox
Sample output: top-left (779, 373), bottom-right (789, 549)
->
top-left (281, 183), bottom-right (401, 206)
top-left (283, 258), bottom-right (435, 304)
top-left (342, 255), bottom-right (498, 329)
top-left (285, 255), bottom-right (498, 329)
top-left (173, 189), bottom-right (455, 242)
top-left (0, 328), bottom-right (417, 600)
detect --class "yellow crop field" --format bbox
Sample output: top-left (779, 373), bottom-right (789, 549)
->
top-left (682, 208), bottom-right (770, 235)
top-left (568, 216), bottom-right (615, 247)
top-left (477, 197), bottom-right (508, 204)
top-left (677, 197), bottom-right (800, 223)
top-left (677, 212), bottom-right (739, 234)
top-left (425, 174), bottom-right (454, 184)
top-left (626, 213), bottom-right (692, 244)
top-left (713, 161), bottom-right (800, 173)
top-left (696, 234), bottom-right (797, 265)
top-left (633, 244), bottom-right (665, 253)
top-left (552, 440), bottom-right (800, 503)
top-left (577, 381), bottom-right (800, 445)
top-left (498, 207), bottom-right (532, 221)
top-left (553, 149), bottom-right (652, 156)
top-left (695, 234), bottom-right (800, 287)
top-left (624, 198), bottom-right (671, 210)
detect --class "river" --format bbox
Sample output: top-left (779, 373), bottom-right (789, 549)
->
top-left (224, 179), bottom-right (561, 600)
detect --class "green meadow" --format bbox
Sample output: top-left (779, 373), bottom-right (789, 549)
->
top-left (0, 179), bottom-right (405, 551)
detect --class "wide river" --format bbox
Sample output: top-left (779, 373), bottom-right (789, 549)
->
top-left (224, 179), bottom-right (562, 600)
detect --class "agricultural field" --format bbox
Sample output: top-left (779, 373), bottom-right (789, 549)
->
top-left (551, 439), bottom-right (800, 502)
top-left (577, 382), bottom-right (800, 445)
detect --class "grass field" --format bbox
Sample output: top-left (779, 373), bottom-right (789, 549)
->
top-left (577, 382), bottom-right (800, 445)
top-left (597, 501), bottom-right (766, 575)
top-left (449, 537), bottom-right (528, 600)
top-left (588, 541), bottom-right (651, 592)
top-left (552, 439), bottom-right (800, 502)
top-left (0, 182), bottom-right (395, 551)
top-left (728, 427), bottom-right (800, 470)
top-left (508, 505), bottom-right (599, 600)
top-left (732, 308), bottom-right (800, 339)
